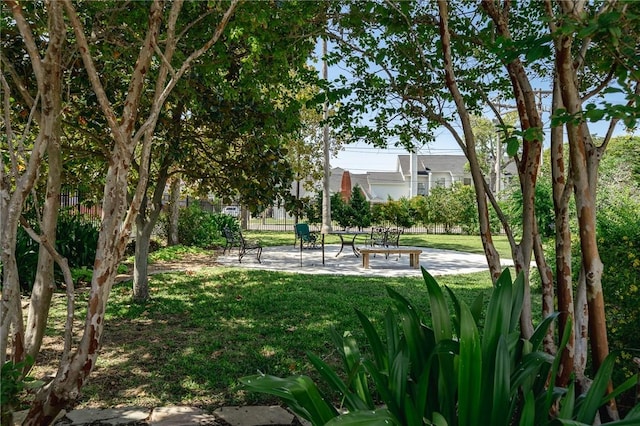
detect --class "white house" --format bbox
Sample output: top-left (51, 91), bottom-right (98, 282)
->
top-left (291, 153), bottom-right (516, 206)
top-left (325, 154), bottom-right (474, 203)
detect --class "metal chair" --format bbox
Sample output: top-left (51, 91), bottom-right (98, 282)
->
top-left (294, 223), bottom-right (319, 249)
top-left (223, 227), bottom-right (241, 255)
top-left (238, 230), bottom-right (262, 263)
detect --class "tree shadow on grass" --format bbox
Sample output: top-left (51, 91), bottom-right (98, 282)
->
top-left (38, 267), bottom-right (430, 412)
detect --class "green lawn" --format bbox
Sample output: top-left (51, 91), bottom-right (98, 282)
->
top-left (39, 268), bottom-right (497, 411)
top-left (33, 233), bottom-right (520, 411)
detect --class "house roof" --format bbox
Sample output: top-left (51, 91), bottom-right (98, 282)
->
top-left (397, 154), bottom-right (470, 175)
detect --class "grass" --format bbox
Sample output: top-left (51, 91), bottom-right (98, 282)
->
top-left (38, 269), bottom-right (496, 411)
top-left (32, 232), bottom-right (521, 412)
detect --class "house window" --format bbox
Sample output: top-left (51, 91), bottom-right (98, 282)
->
top-left (463, 178), bottom-right (471, 185)
top-left (418, 182), bottom-right (427, 195)
top-left (435, 178), bottom-right (446, 188)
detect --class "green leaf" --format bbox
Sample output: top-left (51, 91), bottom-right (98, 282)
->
top-left (525, 44), bottom-right (551, 63)
top-left (490, 335), bottom-right (511, 426)
top-left (469, 292), bottom-right (485, 325)
top-left (325, 408), bottom-right (401, 426)
top-left (355, 309), bottom-right (387, 371)
top-left (506, 136), bottom-right (520, 156)
top-left (239, 374), bottom-right (338, 425)
top-left (529, 312), bottom-right (560, 351)
top-left (389, 348), bottom-right (410, 412)
top-left (431, 412), bottom-right (449, 426)
top-left (306, 352), bottom-right (370, 412)
top-left (457, 302), bottom-right (481, 426)
top-left (509, 271), bottom-right (525, 333)
top-left (518, 390), bottom-right (535, 426)
top-left (584, 108), bottom-right (605, 122)
top-left (558, 379), bottom-right (576, 419)
top-left (576, 351), bottom-right (616, 423)
top-left (387, 286), bottom-right (430, 375)
top-left (422, 268), bottom-right (452, 342)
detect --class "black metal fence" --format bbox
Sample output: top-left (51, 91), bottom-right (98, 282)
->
top-left (58, 192), bottom-right (465, 235)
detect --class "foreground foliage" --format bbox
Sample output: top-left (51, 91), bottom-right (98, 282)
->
top-left (241, 269), bottom-right (640, 425)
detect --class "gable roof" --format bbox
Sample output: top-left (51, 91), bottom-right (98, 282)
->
top-left (397, 154), bottom-right (470, 175)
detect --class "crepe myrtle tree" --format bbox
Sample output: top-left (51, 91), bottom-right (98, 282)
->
top-left (324, 3), bottom-right (639, 419)
top-left (1, 1), bottom-right (245, 422)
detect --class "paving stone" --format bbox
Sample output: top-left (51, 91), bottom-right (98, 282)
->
top-left (64, 407), bottom-right (149, 425)
top-left (213, 406), bottom-right (294, 426)
top-left (12, 408), bottom-right (66, 425)
top-left (149, 406), bottom-right (218, 425)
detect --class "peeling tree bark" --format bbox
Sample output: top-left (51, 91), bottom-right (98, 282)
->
top-left (481, 0), bottom-right (550, 339)
top-left (437, 0), bottom-right (503, 284)
top-left (25, 1), bottom-right (65, 360)
top-left (554, 0), bottom-right (615, 418)
top-left (24, 1), bottom-right (239, 421)
top-left (1, 0), bottom-right (65, 369)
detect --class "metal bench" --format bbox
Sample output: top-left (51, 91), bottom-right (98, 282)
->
top-left (359, 248), bottom-right (422, 269)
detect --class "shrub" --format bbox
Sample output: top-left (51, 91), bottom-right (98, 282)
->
top-left (596, 188), bottom-right (640, 407)
top-left (173, 204), bottom-right (237, 248)
top-left (13, 211), bottom-right (99, 291)
top-left (240, 269), bottom-right (639, 425)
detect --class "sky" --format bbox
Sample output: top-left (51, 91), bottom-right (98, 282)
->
top-left (314, 28), bottom-right (637, 175)
top-left (329, 106), bottom-right (636, 174)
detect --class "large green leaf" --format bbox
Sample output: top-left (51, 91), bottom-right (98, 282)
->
top-left (576, 351), bottom-right (616, 424)
top-left (529, 312), bottom-right (560, 352)
top-left (306, 351), bottom-right (370, 412)
top-left (389, 348), bottom-right (410, 414)
top-left (518, 389), bottom-right (535, 426)
top-left (490, 335), bottom-right (511, 426)
top-left (509, 271), bottom-right (525, 333)
top-left (457, 302), bottom-right (482, 426)
top-left (325, 408), bottom-right (401, 426)
top-left (422, 268), bottom-right (452, 342)
top-left (239, 374), bottom-right (337, 425)
top-left (355, 309), bottom-right (387, 372)
top-left (330, 329), bottom-right (373, 408)
top-left (362, 359), bottom-right (400, 416)
top-left (387, 287), bottom-right (429, 376)
top-left (481, 269), bottom-right (514, 417)
top-left (558, 379), bottom-right (576, 419)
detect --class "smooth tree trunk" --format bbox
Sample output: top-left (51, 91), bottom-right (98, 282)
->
top-left (168, 176), bottom-right (180, 246)
top-left (133, 171), bottom-right (168, 302)
top-left (25, 11), bottom-right (64, 360)
top-left (549, 77), bottom-right (577, 387)
top-left (1, 0), bottom-right (65, 368)
top-left (25, 0), bottom-right (238, 420)
top-left (437, 0), bottom-right (503, 283)
top-left (555, 1), bottom-right (615, 417)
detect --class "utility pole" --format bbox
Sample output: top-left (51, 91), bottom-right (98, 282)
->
top-left (321, 37), bottom-right (332, 235)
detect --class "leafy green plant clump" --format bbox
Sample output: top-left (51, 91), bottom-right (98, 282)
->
top-left (14, 211), bottom-right (99, 290)
top-left (170, 204), bottom-right (238, 248)
top-left (241, 269), bottom-right (639, 425)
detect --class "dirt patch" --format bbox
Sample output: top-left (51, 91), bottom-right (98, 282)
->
top-left (116, 251), bottom-right (223, 282)
top-left (24, 251), bottom-right (228, 410)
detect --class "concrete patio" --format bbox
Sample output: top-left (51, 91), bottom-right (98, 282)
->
top-left (216, 243), bottom-right (514, 278)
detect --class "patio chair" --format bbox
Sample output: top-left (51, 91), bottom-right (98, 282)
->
top-left (386, 228), bottom-right (403, 248)
top-left (238, 230), bottom-right (262, 263)
top-left (294, 223), bottom-right (319, 249)
top-left (385, 228), bottom-right (404, 259)
top-left (223, 226), bottom-right (241, 255)
top-left (367, 227), bottom-right (388, 248)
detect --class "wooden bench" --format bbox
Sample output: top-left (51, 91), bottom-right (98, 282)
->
top-left (359, 248), bottom-right (422, 269)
